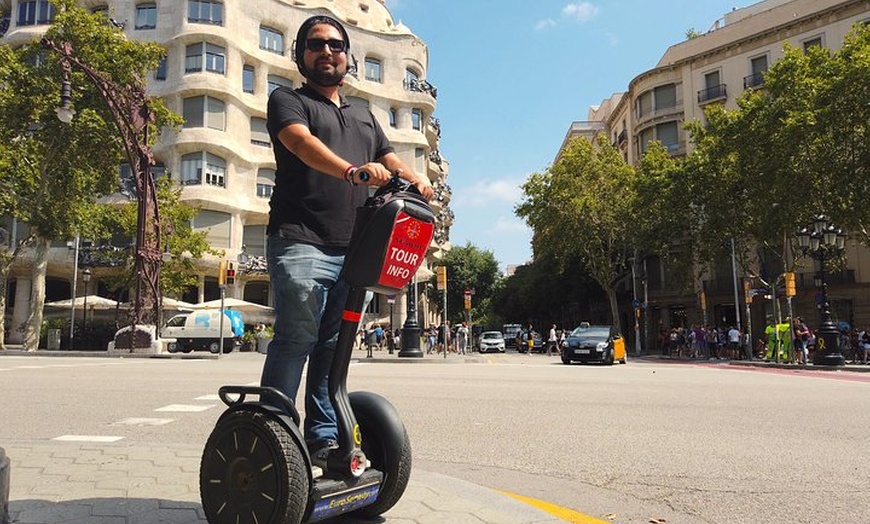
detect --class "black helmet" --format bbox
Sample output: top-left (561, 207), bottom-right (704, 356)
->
top-left (294, 15), bottom-right (350, 79)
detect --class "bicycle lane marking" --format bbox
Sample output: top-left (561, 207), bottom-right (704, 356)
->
top-left (498, 491), bottom-right (612, 524)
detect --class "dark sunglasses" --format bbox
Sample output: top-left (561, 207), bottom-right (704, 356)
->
top-left (305, 38), bottom-right (347, 53)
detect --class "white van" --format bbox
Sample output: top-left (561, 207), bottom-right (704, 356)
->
top-left (161, 309), bottom-right (244, 353)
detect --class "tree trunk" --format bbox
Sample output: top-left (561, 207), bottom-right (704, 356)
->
top-left (607, 287), bottom-right (622, 335)
top-left (22, 237), bottom-right (49, 351)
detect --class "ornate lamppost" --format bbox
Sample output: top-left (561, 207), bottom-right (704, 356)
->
top-left (43, 38), bottom-right (162, 350)
top-left (797, 215), bottom-right (846, 367)
top-left (399, 278), bottom-right (423, 358)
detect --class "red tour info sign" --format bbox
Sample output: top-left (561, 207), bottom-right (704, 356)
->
top-left (377, 211), bottom-right (434, 291)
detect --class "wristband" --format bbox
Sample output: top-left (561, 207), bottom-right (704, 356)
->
top-left (343, 165), bottom-right (357, 183)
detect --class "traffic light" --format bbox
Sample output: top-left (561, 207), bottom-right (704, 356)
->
top-left (225, 261), bottom-right (236, 286)
top-left (784, 271), bottom-right (796, 297)
top-left (218, 260), bottom-right (227, 286)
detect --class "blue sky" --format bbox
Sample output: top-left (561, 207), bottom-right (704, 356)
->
top-left (383, 0), bottom-right (745, 271)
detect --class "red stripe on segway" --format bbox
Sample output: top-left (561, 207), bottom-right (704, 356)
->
top-left (342, 310), bottom-right (362, 322)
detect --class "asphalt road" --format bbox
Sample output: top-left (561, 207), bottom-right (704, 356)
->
top-left (1, 351), bottom-right (868, 524)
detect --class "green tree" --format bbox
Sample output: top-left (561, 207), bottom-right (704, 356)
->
top-left (683, 23), bottom-right (869, 284)
top-left (516, 134), bottom-right (640, 330)
top-left (95, 177), bottom-right (215, 304)
top-left (432, 242), bottom-right (500, 326)
top-left (0, 0), bottom-right (178, 349)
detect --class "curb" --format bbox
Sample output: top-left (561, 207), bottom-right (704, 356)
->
top-left (0, 447), bottom-right (9, 524)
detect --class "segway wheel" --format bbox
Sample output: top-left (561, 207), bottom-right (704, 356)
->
top-left (348, 392), bottom-right (412, 518)
top-left (200, 409), bottom-right (309, 524)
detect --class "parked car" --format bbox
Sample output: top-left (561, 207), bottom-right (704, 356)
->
top-left (561, 325), bottom-right (626, 365)
top-left (502, 323), bottom-right (523, 348)
top-left (478, 331), bottom-right (506, 353)
top-left (161, 310), bottom-right (244, 354)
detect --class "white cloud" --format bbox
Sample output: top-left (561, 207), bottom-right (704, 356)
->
top-left (453, 178), bottom-right (524, 208)
top-left (493, 216), bottom-right (530, 234)
top-left (534, 18), bottom-right (558, 31)
top-left (561, 2), bottom-right (600, 23)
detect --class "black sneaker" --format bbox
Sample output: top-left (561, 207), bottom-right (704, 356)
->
top-left (310, 440), bottom-right (339, 471)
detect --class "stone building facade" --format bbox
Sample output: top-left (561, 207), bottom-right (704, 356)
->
top-left (559, 0), bottom-right (870, 348)
top-left (0, 0), bottom-right (452, 342)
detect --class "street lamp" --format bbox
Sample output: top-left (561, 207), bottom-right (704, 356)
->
top-left (399, 278), bottom-right (423, 357)
top-left (797, 215), bottom-right (847, 366)
top-left (43, 38), bottom-right (163, 350)
top-left (81, 268), bottom-right (91, 330)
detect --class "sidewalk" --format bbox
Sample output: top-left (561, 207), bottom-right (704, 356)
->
top-left (635, 353), bottom-right (870, 372)
top-left (3, 439), bottom-right (562, 524)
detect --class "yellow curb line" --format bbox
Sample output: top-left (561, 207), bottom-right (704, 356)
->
top-left (497, 491), bottom-right (612, 524)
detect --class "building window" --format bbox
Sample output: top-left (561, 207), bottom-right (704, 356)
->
top-left (365, 57), bottom-right (382, 82)
top-left (698, 70), bottom-right (726, 103)
top-left (656, 121), bottom-right (679, 152)
top-left (250, 118), bottom-right (270, 147)
top-left (414, 147), bottom-right (425, 172)
top-left (803, 35), bottom-right (823, 52)
top-left (181, 152), bottom-right (226, 188)
top-left (260, 26), bottom-right (284, 55)
top-left (404, 68), bottom-right (419, 90)
top-left (653, 83), bottom-right (677, 111)
top-left (17, 0), bottom-right (55, 26)
top-left (638, 127), bottom-right (654, 155)
top-left (243, 225), bottom-right (267, 257)
top-left (185, 42), bottom-right (225, 74)
top-left (257, 169), bottom-right (275, 198)
top-left (242, 65), bottom-right (255, 93)
top-left (411, 108), bottom-right (422, 131)
top-left (183, 96), bottom-right (225, 131)
top-left (267, 75), bottom-right (292, 94)
top-left (636, 90), bottom-right (652, 118)
top-left (193, 209), bottom-right (231, 248)
top-left (389, 108), bottom-right (397, 128)
top-left (744, 54), bottom-right (768, 88)
top-left (134, 3), bottom-right (156, 30)
top-left (188, 0), bottom-right (223, 25)
top-left (154, 56), bottom-right (167, 81)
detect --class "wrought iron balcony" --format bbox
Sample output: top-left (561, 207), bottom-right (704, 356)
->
top-left (404, 78), bottom-right (437, 99)
top-left (743, 72), bottom-right (764, 89)
top-left (698, 84), bottom-right (727, 104)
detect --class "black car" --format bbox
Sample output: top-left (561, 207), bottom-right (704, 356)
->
top-left (561, 325), bottom-right (627, 365)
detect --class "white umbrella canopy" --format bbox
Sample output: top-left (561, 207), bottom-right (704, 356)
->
top-left (193, 298), bottom-right (275, 325)
top-left (161, 297), bottom-right (197, 311)
top-left (193, 297), bottom-right (273, 313)
top-left (44, 295), bottom-right (123, 310)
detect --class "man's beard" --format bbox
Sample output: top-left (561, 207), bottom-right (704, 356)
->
top-left (307, 64), bottom-right (345, 87)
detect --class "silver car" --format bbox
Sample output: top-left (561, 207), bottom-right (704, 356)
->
top-left (479, 331), bottom-right (506, 353)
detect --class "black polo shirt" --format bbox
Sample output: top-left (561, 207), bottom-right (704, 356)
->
top-left (266, 84), bottom-right (394, 247)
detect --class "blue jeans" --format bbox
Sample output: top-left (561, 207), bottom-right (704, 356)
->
top-left (261, 237), bottom-right (349, 448)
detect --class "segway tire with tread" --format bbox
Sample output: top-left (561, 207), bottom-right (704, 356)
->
top-left (200, 409), bottom-right (309, 524)
top-left (348, 392), bottom-right (412, 518)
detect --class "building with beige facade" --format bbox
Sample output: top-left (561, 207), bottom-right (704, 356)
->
top-left (0, 0), bottom-right (452, 344)
top-left (559, 0), bottom-right (870, 348)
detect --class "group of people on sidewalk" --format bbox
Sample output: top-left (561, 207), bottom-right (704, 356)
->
top-left (424, 321), bottom-right (471, 355)
top-left (657, 317), bottom-right (870, 365)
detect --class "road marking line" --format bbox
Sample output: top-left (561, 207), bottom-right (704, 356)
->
top-left (195, 394), bottom-right (221, 401)
top-left (155, 404), bottom-right (215, 412)
top-left (497, 491), bottom-right (611, 524)
top-left (53, 435), bottom-right (124, 443)
top-left (112, 418), bottom-right (174, 426)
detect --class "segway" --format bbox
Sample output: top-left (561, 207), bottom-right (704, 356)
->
top-left (199, 175), bottom-right (435, 524)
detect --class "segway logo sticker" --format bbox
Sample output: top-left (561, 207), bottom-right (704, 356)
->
top-left (311, 483), bottom-right (380, 520)
top-left (353, 424), bottom-right (362, 446)
top-left (378, 211), bottom-right (434, 290)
